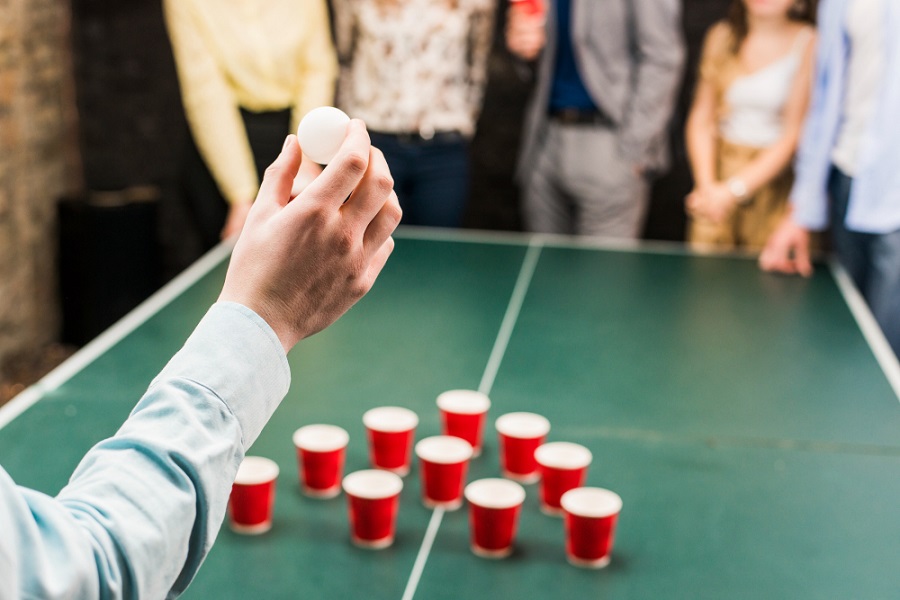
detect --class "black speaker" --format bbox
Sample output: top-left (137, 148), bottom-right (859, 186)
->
top-left (58, 187), bottom-right (161, 346)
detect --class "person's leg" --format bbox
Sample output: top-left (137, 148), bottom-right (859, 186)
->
top-left (370, 133), bottom-right (415, 224)
top-left (862, 229), bottom-right (900, 356)
top-left (406, 135), bottom-right (470, 228)
top-left (242, 108), bottom-right (292, 181)
top-left (829, 166), bottom-right (871, 290)
top-left (562, 126), bottom-right (648, 238)
top-left (522, 123), bottom-right (575, 234)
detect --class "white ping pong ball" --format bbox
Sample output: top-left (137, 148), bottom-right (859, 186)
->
top-left (296, 106), bottom-right (350, 165)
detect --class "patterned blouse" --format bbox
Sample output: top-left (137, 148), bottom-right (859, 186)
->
top-left (333, 0), bottom-right (496, 138)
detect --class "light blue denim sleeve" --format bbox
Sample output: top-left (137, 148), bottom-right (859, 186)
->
top-left (789, 0), bottom-right (845, 231)
top-left (0, 301), bottom-right (290, 600)
top-left (791, 0), bottom-right (900, 234)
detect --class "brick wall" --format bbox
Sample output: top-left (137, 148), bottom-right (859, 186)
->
top-left (0, 0), bottom-right (81, 371)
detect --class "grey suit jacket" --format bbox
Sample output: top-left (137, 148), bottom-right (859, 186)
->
top-left (517, 0), bottom-right (685, 181)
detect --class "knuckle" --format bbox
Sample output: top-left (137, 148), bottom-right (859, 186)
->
top-left (263, 163), bottom-right (284, 182)
top-left (375, 173), bottom-right (395, 195)
top-left (335, 228), bottom-right (356, 255)
top-left (386, 201), bottom-right (403, 227)
top-left (350, 274), bottom-right (373, 299)
top-left (344, 151), bottom-right (368, 176)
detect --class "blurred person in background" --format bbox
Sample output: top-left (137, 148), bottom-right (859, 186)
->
top-left (506, 0), bottom-right (684, 238)
top-left (685, 0), bottom-right (817, 252)
top-left (165, 0), bottom-right (338, 249)
top-left (759, 0), bottom-right (900, 357)
top-left (332, 0), bottom-right (496, 228)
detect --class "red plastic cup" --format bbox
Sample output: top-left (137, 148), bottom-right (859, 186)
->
top-left (535, 442), bottom-right (592, 516)
top-left (510, 0), bottom-right (545, 17)
top-left (415, 435), bottom-right (474, 510)
top-left (342, 469), bottom-right (404, 549)
top-left (436, 390), bottom-right (491, 457)
top-left (561, 487), bottom-right (623, 568)
top-left (495, 412), bottom-right (551, 484)
top-left (228, 456), bottom-right (280, 535)
top-left (293, 424), bottom-right (349, 499)
top-left (363, 406), bottom-right (419, 476)
top-left (464, 478), bottom-right (526, 559)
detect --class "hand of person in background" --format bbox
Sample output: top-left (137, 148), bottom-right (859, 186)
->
top-left (219, 120), bottom-right (401, 352)
top-left (685, 182), bottom-right (737, 224)
top-left (221, 200), bottom-right (253, 240)
top-left (506, 1), bottom-right (547, 62)
top-left (758, 213), bottom-right (812, 277)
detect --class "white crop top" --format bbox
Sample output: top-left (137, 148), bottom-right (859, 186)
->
top-left (719, 28), bottom-right (812, 148)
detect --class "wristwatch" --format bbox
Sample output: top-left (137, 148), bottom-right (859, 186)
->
top-left (726, 177), bottom-right (750, 204)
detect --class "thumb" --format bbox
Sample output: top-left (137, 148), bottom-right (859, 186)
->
top-left (794, 235), bottom-right (813, 278)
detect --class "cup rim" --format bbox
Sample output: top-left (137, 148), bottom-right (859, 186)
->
top-left (415, 435), bottom-right (474, 464)
top-left (535, 442), bottom-right (592, 469)
top-left (363, 406), bottom-right (419, 432)
top-left (560, 487), bottom-right (622, 518)
top-left (293, 424), bottom-right (350, 452)
top-left (495, 412), bottom-right (550, 438)
top-left (464, 478), bottom-right (526, 509)
top-left (234, 456), bottom-right (280, 485)
top-left (436, 390), bottom-right (491, 414)
top-left (342, 469), bottom-right (404, 499)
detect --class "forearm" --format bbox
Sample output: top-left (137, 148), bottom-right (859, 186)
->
top-left (730, 134), bottom-right (799, 196)
top-left (685, 115), bottom-right (718, 189)
top-left (2, 303), bottom-right (290, 599)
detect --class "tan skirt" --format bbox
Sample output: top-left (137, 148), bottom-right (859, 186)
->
top-left (688, 139), bottom-right (793, 252)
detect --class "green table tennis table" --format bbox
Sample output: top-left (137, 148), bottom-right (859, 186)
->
top-left (3, 229), bottom-right (900, 599)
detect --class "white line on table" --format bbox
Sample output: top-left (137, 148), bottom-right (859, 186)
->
top-left (0, 241), bottom-right (233, 431)
top-left (399, 239), bottom-right (543, 600)
top-left (830, 259), bottom-right (900, 402)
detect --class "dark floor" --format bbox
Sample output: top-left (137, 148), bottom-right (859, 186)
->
top-left (0, 344), bottom-right (77, 407)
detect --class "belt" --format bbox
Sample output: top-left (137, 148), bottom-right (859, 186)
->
top-left (548, 108), bottom-right (614, 127)
top-left (369, 130), bottom-right (465, 144)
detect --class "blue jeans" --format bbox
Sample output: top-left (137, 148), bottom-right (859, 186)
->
top-left (829, 166), bottom-right (900, 356)
top-left (369, 132), bottom-right (470, 228)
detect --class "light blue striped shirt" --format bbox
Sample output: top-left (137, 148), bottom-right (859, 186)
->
top-left (791, 0), bottom-right (900, 234)
top-left (0, 302), bottom-right (290, 599)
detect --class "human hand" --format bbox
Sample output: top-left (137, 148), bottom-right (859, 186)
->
top-left (219, 120), bottom-right (402, 352)
top-left (758, 216), bottom-right (812, 277)
top-left (506, 3), bottom-right (546, 61)
top-left (686, 183), bottom-right (736, 224)
top-left (291, 151), bottom-right (324, 197)
top-left (220, 200), bottom-right (253, 240)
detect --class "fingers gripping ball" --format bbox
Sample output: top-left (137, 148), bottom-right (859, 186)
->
top-left (297, 107), bottom-right (351, 165)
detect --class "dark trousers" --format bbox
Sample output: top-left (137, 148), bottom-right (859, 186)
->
top-left (369, 131), bottom-right (470, 228)
top-left (829, 166), bottom-right (900, 356)
top-left (181, 108), bottom-right (291, 250)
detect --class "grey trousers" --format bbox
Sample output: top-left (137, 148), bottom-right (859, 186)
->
top-left (522, 121), bottom-right (649, 238)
